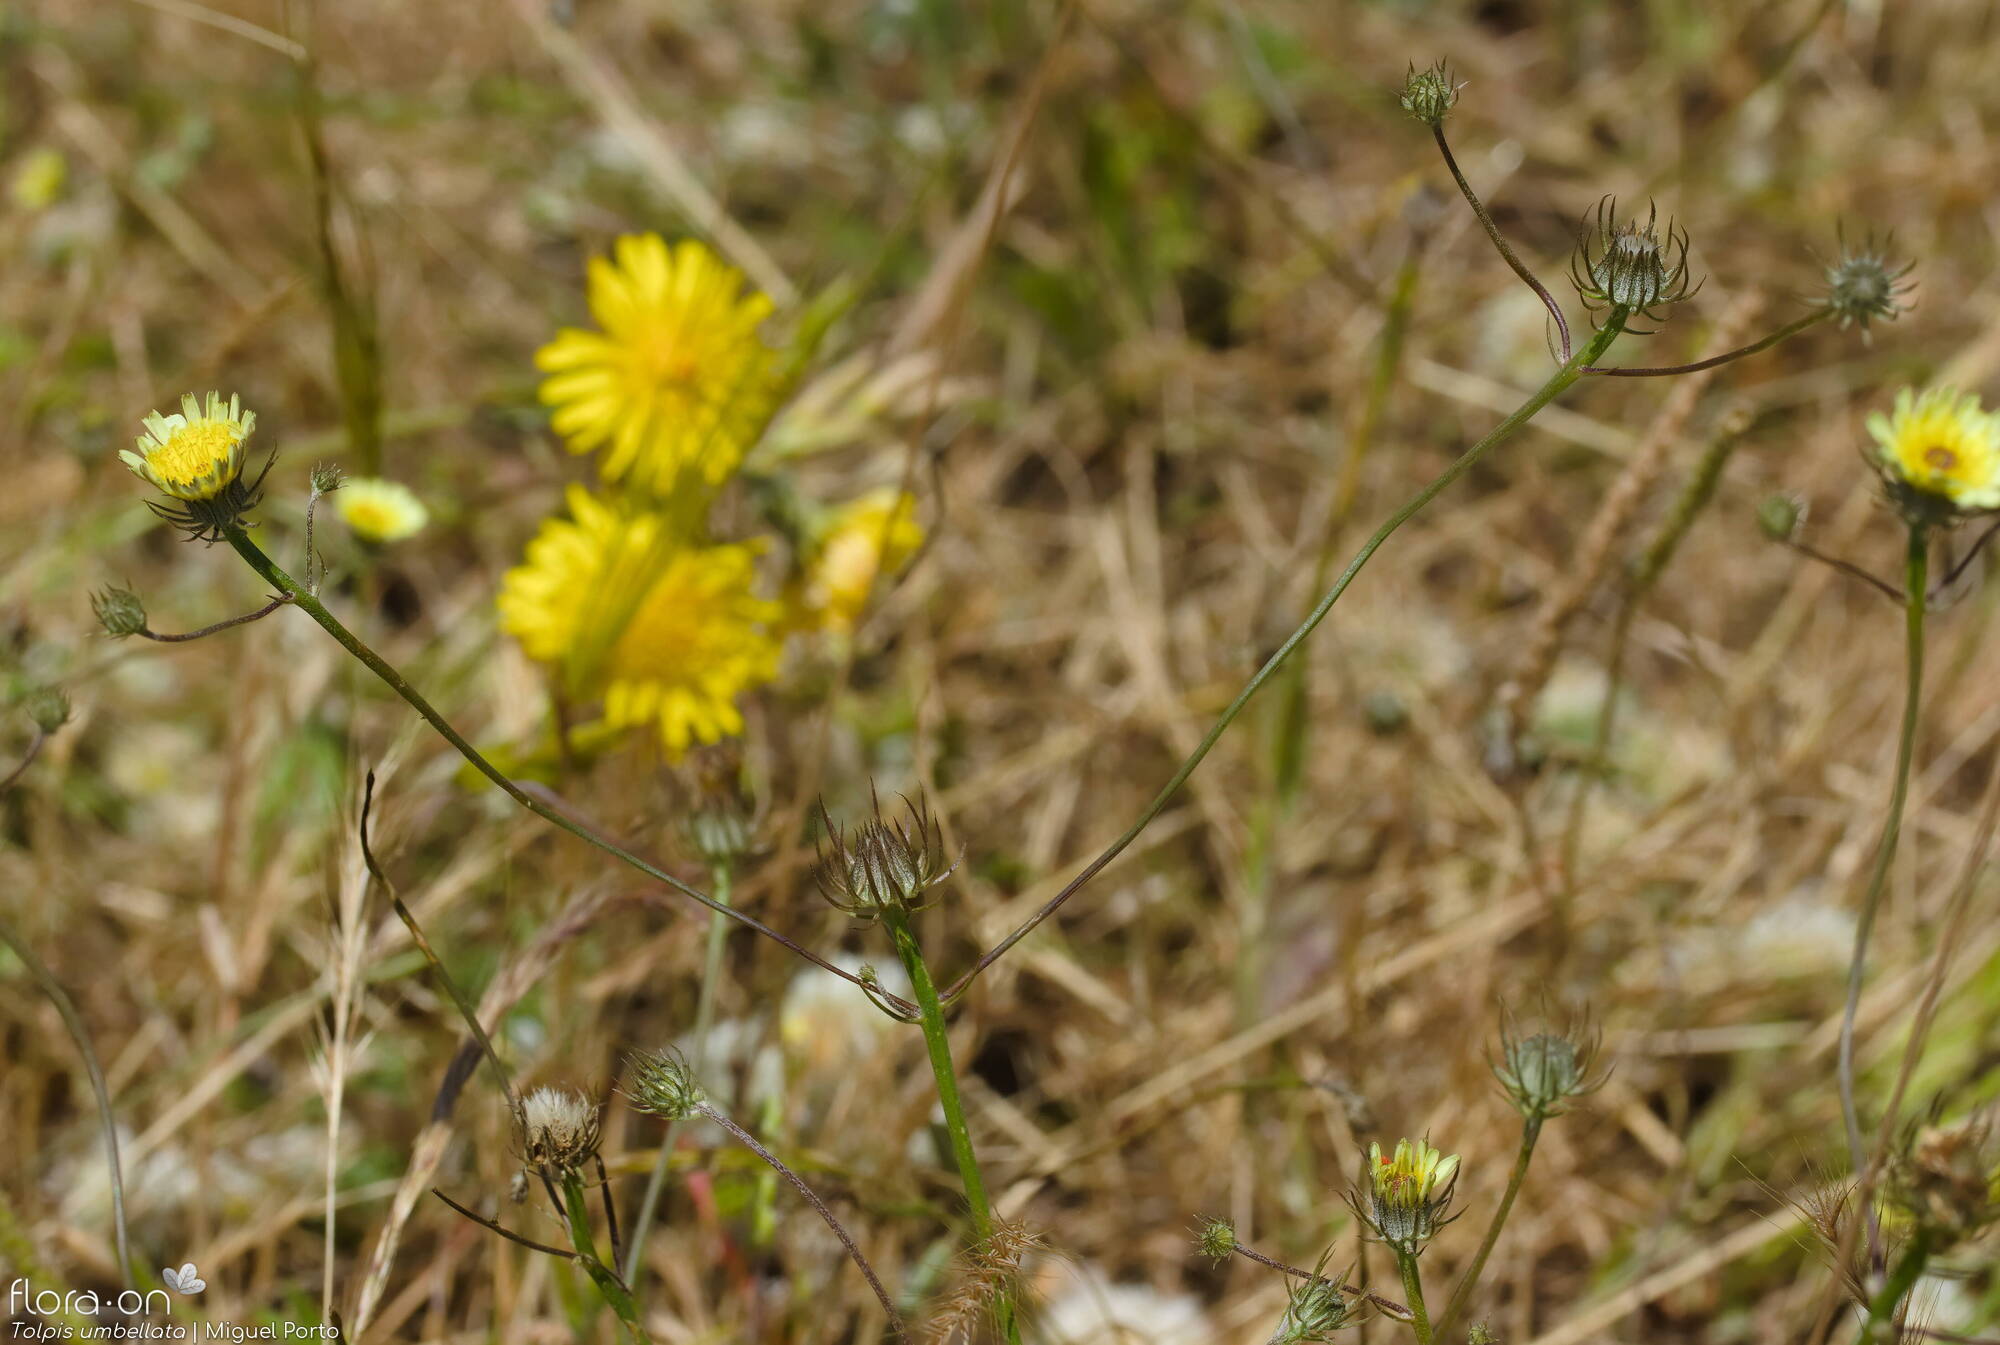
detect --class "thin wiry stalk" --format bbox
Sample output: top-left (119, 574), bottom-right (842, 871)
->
top-left (942, 309), bottom-right (1632, 1002)
top-left (431, 1187), bottom-right (578, 1259)
top-left (0, 729), bottom-right (45, 795)
top-left (1560, 407), bottom-right (1753, 887)
top-left (1838, 524), bottom-right (1929, 1264)
top-left (1431, 124), bottom-right (1570, 360)
top-left (1857, 749), bottom-right (2000, 1227)
top-left (624, 861), bottom-right (734, 1287)
top-left (1780, 536), bottom-right (1906, 604)
top-left (697, 1101), bottom-right (908, 1342)
top-left (1229, 1242), bottom-right (1413, 1321)
top-left (1434, 1115), bottom-right (1541, 1339)
top-left (358, 772), bottom-right (522, 1129)
top-left (0, 911), bottom-right (132, 1290)
top-left (1584, 309), bottom-right (1828, 376)
top-left (221, 525), bottom-right (918, 1018)
top-left (136, 595), bottom-right (292, 642)
top-left (319, 772), bottom-right (378, 1321)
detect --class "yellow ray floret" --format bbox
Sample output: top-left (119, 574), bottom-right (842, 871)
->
top-left (798, 487), bottom-right (924, 633)
top-left (536, 234), bottom-right (780, 496)
top-left (1867, 386), bottom-right (2000, 514)
top-left (497, 485), bottom-right (780, 758)
top-left (1368, 1137), bottom-right (1459, 1210)
top-left (122, 392), bottom-right (255, 501)
top-left (335, 478), bottom-right (430, 543)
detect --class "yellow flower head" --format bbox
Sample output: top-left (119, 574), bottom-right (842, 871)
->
top-left (1867, 386), bottom-right (2000, 518)
top-left (498, 486), bottom-right (781, 758)
top-left (334, 477), bottom-right (430, 544)
top-left (122, 392), bottom-right (255, 502)
top-left (1368, 1137), bottom-right (1460, 1211)
top-left (799, 488), bottom-right (924, 632)
top-left (536, 234), bottom-right (779, 497)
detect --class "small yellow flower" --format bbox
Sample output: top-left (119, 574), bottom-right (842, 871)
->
top-left (536, 234), bottom-right (780, 496)
top-left (122, 392), bottom-right (255, 502)
top-left (1368, 1137), bottom-right (1460, 1210)
top-left (1867, 386), bottom-right (2000, 517)
top-left (797, 488), bottom-right (924, 632)
top-left (334, 477), bottom-right (430, 543)
top-left (498, 485), bottom-right (780, 758)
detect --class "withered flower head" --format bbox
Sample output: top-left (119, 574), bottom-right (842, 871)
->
top-left (1570, 197), bottom-right (1699, 329)
top-left (814, 788), bottom-right (959, 919)
top-left (521, 1087), bottom-right (602, 1173)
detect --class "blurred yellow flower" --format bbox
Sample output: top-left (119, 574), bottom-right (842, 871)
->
top-left (11, 147), bottom-right (66, 211)
top-left (122, 392), bottom-right (255, 502)
top-left (1868, 386), bottom-right (2000, 516)
top-left (797, 488), bottom-right (923, 632)
top-left (498, 485), bottom-right (780, 757)
top-left (536, 234), bottom-right (779, 496)
top-left (334, 478), bottom-right (429, 543)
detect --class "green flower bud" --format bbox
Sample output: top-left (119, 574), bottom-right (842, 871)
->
top-left (1819, 233), bottom-right (1911, 331)
top-left (1570, 198), bottom-right (1699, 324)
top-left (311, 462), bottom-right (347, 495)
top-left (22, 687), bottom-right (70, 735)
top-left (92, 586), bottom-right (149, 639)
top-left (814, 789), bottom-right (958, 920)
top-left (1757, 493), bottom-right (1804, 542)
top-left (1493, 1013), bottom-right (1606, 1121)
top-left (1194, 1216), bottom-right (1237, 1263)
top-left (624, 1047), bottom-right (705, 1123)
top-left (1398, 61), bottom-right (1459, 128)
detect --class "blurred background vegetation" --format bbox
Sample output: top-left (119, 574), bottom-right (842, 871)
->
top-left (1, 0), bottom-right (1997, 1339)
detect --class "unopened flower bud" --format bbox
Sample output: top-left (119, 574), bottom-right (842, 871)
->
top-left (93, 586), bottom-right (148, 639)
top-left (22, 687), bottom-right (70, 735)
top-left (1268, 1264), bottom-right (1354, 1344)
top-left (1398, 61), bottom-right (1459, 128)
top-left (1571, 198), bottom-right (1698, 323)
top-left (624, 1047), bottom-right (705, 1123)
top-left (1819, 234), bottom-right (1911, 331)
top-left (1194, 1216), bottom-right (1237, 1263)
top-left (814, 788), bottom-right (958, 920)
top-left (311, 462), bottom-right (346, 495)
top-left (1758, 493), bottom-right (1804, 542)
top-left (1493, 1012), bottom-right (1606, 1121)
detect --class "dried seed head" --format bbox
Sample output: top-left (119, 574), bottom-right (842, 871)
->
top-left (1194, 1216), bottom-right (1237, 1263)
top-left (1818, 232), bottom-right (1912, 332)
top-left (623, 1046), bottom-right (706, 1122)
top-left (1570, 198), bottom-right (1699, 328)
top-left (813, 788), bottom-right (959, 919)
top-left (21, 687), bottom-right (71, 735)
top-left (520, 1087), bottom-right (602, 1173)
top-left (1352, 1138), bottom-right (1460, 1256)
top-left (1888, 1114), bottom-right (1998, 1248)
top-left (1757, 493), bottom-right (1805, 542)
top-left (1492, 1008), bottom-right (1607, 1121)
top-left (1398, 61), bottom-right (1460, 128)
top-left (92, 586), bottom-right (149, 639)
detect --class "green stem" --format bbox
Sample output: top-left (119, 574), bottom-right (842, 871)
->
top-left (559, 1169), bottom-right (644, 1339)
top-left (943, 309), bottom-right (1631, 1002)
top-left (1435, 1115), bottom-right (1541, 1339)
top-left (219, 526), bottom-right (913, 1017)
top-left (1853, 1229), bottom-right (1931, 1344)
top-left (1432, 125), bottom-right (1570, 360)
top-left (1395, 1250), bottom-right (1432, 1344)
top-left (881, 906), bottom-right (1018, 1343)
top-left (1837, 524), bottom-right (1928, 1185)
top-left (624, 862), bottom-right (732, 1287)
